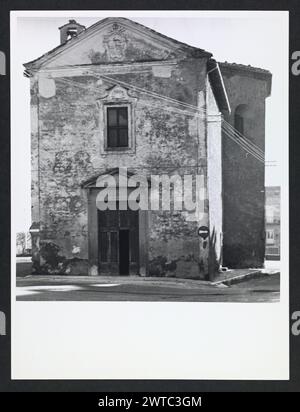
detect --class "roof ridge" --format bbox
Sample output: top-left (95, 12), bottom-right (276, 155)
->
top-left (108, 17), bottom-right (211, 55)
top-left (24, 17), bottom-right (212, 70)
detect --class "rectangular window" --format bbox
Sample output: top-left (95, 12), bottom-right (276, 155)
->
top-left (107, 107), bottom-right (128, 148)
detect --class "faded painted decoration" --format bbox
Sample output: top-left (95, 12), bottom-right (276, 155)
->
top-left (24, 17), bottom-right (271, 280)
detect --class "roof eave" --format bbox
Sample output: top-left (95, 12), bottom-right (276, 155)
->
top-left (219, 61), bottom-right (272, 97)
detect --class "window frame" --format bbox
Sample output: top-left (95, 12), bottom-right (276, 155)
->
top-left (266, 229), bottom-right (275, 245)
top-left (104, 103), bottom-right (132, 152)
top-left (97, 85), bottom-right (137, 155)
top-left (106, 106), bottom-right (129, 149)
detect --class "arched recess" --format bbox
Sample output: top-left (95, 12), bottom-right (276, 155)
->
top-left (234, 104), bottom-right (252, 136)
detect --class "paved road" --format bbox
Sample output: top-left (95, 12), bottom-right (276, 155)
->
top-left (16, 273), bottom-right (280, 302)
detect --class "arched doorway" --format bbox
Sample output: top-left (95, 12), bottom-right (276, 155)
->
top-left (82, 168), bottom-right (149, 276)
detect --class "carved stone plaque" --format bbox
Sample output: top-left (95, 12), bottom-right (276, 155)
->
top-left (103, 23), bottom-right (128, 61)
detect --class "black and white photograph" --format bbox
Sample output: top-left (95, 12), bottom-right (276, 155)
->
top-left (13, 12), bottom-right (286, 303)
top-left (10, 10), bottom-right (289, 381)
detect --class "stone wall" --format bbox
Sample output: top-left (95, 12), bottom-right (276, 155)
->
top-left (220, 64), bottom-right (272, 268)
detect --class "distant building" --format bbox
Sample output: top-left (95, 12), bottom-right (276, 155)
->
top-left (16, 231), bottom-right (32, 256)
top-left (265, 186), bottom-right (280, 260)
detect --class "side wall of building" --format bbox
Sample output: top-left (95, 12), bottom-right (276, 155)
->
top-left (220, 65), bottom-right (271, 268)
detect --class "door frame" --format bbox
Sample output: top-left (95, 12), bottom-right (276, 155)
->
top-left (87, 188), bottom-right (149, 276)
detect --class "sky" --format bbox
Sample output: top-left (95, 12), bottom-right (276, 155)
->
top-left (11, 11), bottom-right (288, 232)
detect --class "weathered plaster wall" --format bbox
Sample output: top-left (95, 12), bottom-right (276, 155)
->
top-left (30, 78), bottom-right (41, 272)
top-left (32, 56), bottom-right (212, 278)
top-left (220, 65), bottom-right (271, 268)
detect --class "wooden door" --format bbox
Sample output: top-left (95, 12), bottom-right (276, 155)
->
top-left (98, 209), bottom-right (139, 275)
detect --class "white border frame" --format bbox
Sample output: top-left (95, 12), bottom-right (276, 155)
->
top-left (11, 10), bottom-right (289, 380)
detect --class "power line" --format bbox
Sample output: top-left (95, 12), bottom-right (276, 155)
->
top-left (222, 126), bottom-right (264, 163)
top-left (223, 120), bottom-right (265, 157)
top-left (222, 124), bottom-right (264, 160)
top-left (31, 66), bottom-right (209, 114)
top-left (33, 69), bottom-right (277, 166)
top-left (52, 77), bottom-right (275, 165)
top-left (84, 72), bottom-right (276, 164)
top-left (54, 75), bottom-right (273, 164)
top-left (56, 77), bottom-right (273, 164)
top-left (222, 126), bottom-right (264, 162)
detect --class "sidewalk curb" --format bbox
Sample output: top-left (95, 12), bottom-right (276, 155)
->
top-left (16, 275), bottom-right (213, 290)
top-left (211, 270), bottom-right (263, 286)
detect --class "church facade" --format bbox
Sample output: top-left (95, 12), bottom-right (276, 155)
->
top-left (24, 18), bottom-right (272, 279)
